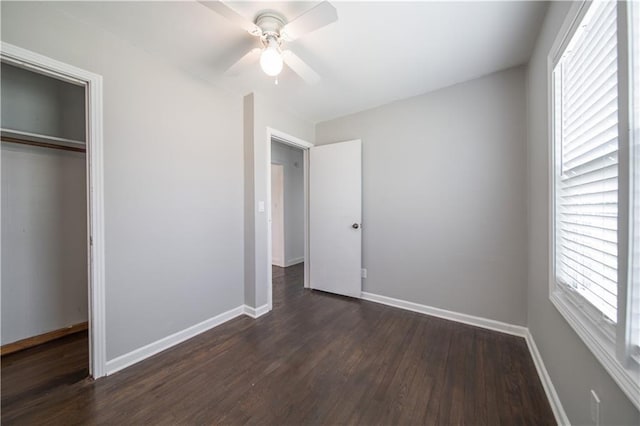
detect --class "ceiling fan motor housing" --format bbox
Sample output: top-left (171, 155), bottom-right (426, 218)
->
top-left (255, 12), bottom-right (287, 42)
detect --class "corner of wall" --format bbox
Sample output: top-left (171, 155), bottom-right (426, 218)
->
top-left (252, 91), bottom-right (316, 143)
top-left (243, 93), bottom-right (256, 308)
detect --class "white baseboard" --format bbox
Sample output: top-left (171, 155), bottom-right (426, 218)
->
top-left (361, 292), bottom-right (527, 337)
top-left (103, 290), bottom-right (567, 425)
top-left (360, 291), bottom-right (568, 425)
top-left (105, 305), bottom-right (245, 375)
top-left (525, 330), bottom-right (570, 425)
top-left (284, 257), bottom-right (304, 267)
top-left (243, 304), bottom-right (270, 319)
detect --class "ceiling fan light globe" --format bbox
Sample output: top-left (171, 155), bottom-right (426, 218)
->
top-left (260, 48), bottom-right (283, 76)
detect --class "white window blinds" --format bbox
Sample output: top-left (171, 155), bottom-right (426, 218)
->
top-left (554, 1), bottom-right (618, 323)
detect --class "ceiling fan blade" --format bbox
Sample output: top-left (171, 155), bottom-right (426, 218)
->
top-left (226, 48), bottom-right (261, 76)
top-left (280, 1), bottom-right (337, 41)
top-left (199, 1), bottom-right (261, 36)
top-left (282, 50), bottom-right (321, 85)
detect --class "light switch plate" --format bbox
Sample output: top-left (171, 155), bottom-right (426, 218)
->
top-left (258, 201), bottom-right (265, 212)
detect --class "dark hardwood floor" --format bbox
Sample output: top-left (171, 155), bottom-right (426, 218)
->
top-left (1, 331), bottom-right (89, 410)
top-left (1, 263), bottom-right (555, 425)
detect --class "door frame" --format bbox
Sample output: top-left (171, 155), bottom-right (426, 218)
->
top-left (0, 42), bottom-right (107, 378)
top-left (266, 127), bottom-right (313, 309)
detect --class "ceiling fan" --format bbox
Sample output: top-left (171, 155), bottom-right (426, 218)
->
top-left (200, 1), bottom-right (338, 84)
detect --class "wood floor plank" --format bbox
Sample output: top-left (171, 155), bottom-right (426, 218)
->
top-left (406, 317), bottom-right (444, 424)
top-left (468, 329), bottom-right (485, 425)
top-left (422, 319), bottom-right (454, 425)
top-left (1, 263), bottom-right (556, 425)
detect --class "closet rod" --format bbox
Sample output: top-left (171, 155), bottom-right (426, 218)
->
top-left (1, 136), bottom-right (86, 153)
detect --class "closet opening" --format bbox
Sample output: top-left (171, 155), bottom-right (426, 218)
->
top-left (1, 59), bottom-right (90, 390)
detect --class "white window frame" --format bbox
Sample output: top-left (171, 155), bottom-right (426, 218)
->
top-left (548, 1), bottom-right (640, 409)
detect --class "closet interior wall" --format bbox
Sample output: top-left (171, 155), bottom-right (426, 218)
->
top-left (1, 61), bottom-right (88, 346)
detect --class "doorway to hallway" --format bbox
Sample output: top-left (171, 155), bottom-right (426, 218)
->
top-left (270, 140), bottom-right (305, 271)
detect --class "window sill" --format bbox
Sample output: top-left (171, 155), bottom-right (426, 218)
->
top-left (550, 290), bottom-right (640, 410)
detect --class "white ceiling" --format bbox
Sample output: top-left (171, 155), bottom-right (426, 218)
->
top-left (58, 1), bottom-right (548, 123)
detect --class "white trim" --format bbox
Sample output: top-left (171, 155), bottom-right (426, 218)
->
top-left (105, 306), bottom-right (245, 375)
top-left (269, 127), bottom-right (314, 149)
top-left (551, 292), bottom-right (640, 410)
top-left (243, 304), bottom-right (270, 319)
top-left (1, 42), bottom-right (107, 378)
top-left (360, 292), bottom-right (527, 337)
top-left (615, 0), bottom-right (633, 364)
top-left (303, 149), bottom-right (310, 289)
top-left (284, 257), bottom-right (304, 267)
top-left (525, 330), bottom-right (571, 426)
top-left (265, 127), bottom-right (313, 309)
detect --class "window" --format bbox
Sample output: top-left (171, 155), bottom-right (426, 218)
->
top-left (554, 0), bottom-right (619, 329)
top-left (550, 1), bottom-right (640, 408)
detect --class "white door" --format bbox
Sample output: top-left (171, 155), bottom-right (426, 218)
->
top-left (271, 164), bottom-right (285, 267)
top-left (310, 139), bottom-right (362, 298)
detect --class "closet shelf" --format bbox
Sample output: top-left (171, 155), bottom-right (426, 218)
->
top-left (1, 128), bottom-right (86, 153)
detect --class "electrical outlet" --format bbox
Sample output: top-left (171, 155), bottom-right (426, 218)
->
top-left (361, 268), bottom-right (367, 278)
top-left (590, 389), bottom-right (600, 426)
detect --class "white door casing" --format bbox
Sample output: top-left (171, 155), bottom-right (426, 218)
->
top-left (0, 42), bottom-right (106, 378)
top-left (309, 139), bottom-right (362, 298)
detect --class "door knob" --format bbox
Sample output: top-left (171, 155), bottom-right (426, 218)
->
top-left (352, 223), bottom-right (360, 229)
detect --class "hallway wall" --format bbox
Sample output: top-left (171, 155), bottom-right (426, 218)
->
top-left (271, 141), bottom-right (304, 267)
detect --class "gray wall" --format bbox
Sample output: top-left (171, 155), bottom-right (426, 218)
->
top-left (1, 143), bottom-right (87, 344)
top-left (1, 62), bottom-right (86, 141)
top-left (271, 141), bottom-right (304, 266)
top-left (316, 67), bottom-right (528, 326)
top-left (526, 2), bottom-right (640, 424)
top-left (243, 95), bottom-right (256, 307)
top-left (1, 1), bottom-right (244, 360)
